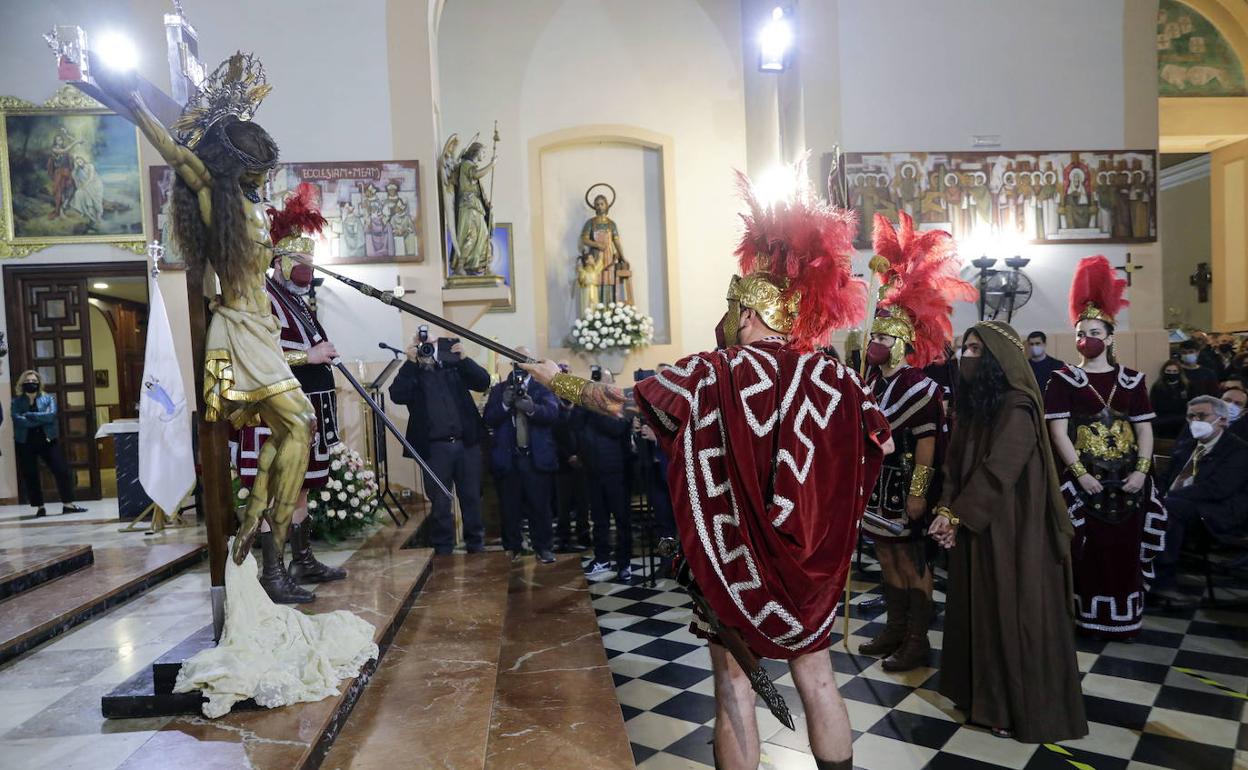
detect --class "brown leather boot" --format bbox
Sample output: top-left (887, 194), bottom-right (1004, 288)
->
top-left (858, 585), bottom-right (908, 657)
top-left (882, 588), bottom-right (931, 671)
top-left (258, 531), bottom-right (315, 604)
top-left (287, 520), bottom-right (347, 583)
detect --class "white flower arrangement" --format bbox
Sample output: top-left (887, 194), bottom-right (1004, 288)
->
top-left (569, 302), bottom-right (654, 353)
top-left (300, 443), bottom-right (382, 543)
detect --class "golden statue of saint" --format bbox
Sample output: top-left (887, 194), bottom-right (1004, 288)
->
top-left (109, 54), bottom-right (314, 565)
top-left (578, 184), bottom-right (632, 309)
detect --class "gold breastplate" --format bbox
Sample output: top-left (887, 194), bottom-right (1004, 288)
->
top-left (1072, 413), bottom-right (1136, 461)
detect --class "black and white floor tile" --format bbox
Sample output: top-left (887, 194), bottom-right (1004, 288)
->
top-left (588, 557), bottom-right (1248, 770)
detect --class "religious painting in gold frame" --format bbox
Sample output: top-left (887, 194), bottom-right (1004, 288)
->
top-left (0, 86), bottom-right (146, 258)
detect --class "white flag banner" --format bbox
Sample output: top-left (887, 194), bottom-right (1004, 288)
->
top-left (139, 272), bottom-right (195, 515)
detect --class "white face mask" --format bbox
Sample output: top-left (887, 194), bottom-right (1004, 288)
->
top-left (1181, 353), bottom-right (1199, 365)
top-left (1029, 345), bottom-right (1045, 358)
top-left (1226, 403), bottom-right (1243, 421)
top-left (1189, 419), bottom-right (1216, 440)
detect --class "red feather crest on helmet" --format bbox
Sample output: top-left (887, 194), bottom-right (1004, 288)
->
top-left (734, 166), bottom-right (865, 352)
top-left (870, 212), bottom-right (976, 368)
top-left (1068, 254), bottom-right (1128, 326)
top-left (267, 182), bottom-right (328, 245)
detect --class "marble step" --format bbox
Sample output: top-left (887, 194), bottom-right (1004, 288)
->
top-left (324, 552), bottom-right (636, 770)
top-left (0, 543), bottom-right (205, 666)
top-left (113, 514), bottom-right (434, 770)
top-left (0, 544), bottom-right (94, 600)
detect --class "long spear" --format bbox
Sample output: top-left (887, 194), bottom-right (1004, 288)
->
top-left (283, 253), bottom-right (534, 365)
top-left (487, 120), bottom-right (499, 231)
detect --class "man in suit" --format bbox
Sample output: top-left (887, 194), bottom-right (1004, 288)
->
top-left (484, 361), bottom-right (560, 563)
top-left (1152, 396), bottom-right (1248, 602)
top-left (1222, 387), bottom-right (1247, 441)
top-left (389, 332), bottom-right (491, 555)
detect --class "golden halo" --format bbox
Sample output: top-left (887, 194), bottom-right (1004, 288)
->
top-left (585, 182), bottom-right (617, 211)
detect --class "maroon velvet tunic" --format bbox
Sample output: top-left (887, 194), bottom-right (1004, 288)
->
top-left (863, 365), bottom-right (946, 542)
top-left (230, 279), bottom-right (339, 490)
top-left (1043, 365), bottom-right (1167, 638)
top-left (635, 340), bottom-right (889, 660)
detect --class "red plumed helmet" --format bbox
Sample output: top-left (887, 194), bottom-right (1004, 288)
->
top-left (733, 164), bottom-right (865, 352)
top-left (267, 182), bottom-right (328, 246)
top-left (870, 212), bottom-right (976, 368)
top-left (1068, 254), bottom-right (1128, 326)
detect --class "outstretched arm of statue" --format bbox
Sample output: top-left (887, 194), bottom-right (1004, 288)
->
top-left (520, 360), bottom-right (637, 420)
top-left (473, 158), bottom-right (496, 178)
top-left (127, 93), bottom-right (212, 218)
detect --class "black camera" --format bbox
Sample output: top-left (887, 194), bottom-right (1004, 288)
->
top-left (416, 326), bottom-right (435, 358)
top-left (590, 365), bottom-right (603, 382)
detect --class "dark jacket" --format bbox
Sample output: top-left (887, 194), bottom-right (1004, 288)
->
top-left (571, 407), bottom-right (631, 475)
top-left (11, 393), bottom-right (59, 443)
top-left (389, 356), bottom-right (490, 459)
top-left (1027, 355), bottom-right (1065, 393)
top-left (483, 376), bottom-right (560, 473)
top-left (1163, 430), bottom-right (1248, 539)
top-left (553, 403), bottom-right (580, 470)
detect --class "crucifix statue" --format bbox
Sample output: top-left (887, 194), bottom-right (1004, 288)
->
top-left (1114, 251), bottom-right (1144, 287)
top-left (46, 9), bottom-right (281, 643)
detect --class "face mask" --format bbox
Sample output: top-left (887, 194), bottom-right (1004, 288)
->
top-left (1076, 337), bottom-right (1105, 359)
top-left (959, 357), bottom-right (979, 384)
top-left (1029, 345), bottom-right (1045, 359)
top-left (1189, 419), bottom-right (1215, 440)
top-left (283, 277), bottom-right (311, 296)
top-left (21, 382), bottom-right (39, 394)
top-left (1181, 353), bottom-right (1198, 365)
top-left (1164, 373), bottom-right (1181, 384)
top-left (866, 341), bottom-right (893, 367)
top-left (1226, 403), bottom-right (1243, 421)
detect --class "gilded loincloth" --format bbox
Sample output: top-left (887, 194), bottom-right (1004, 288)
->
top-left (203, 304), bottom-right (301, 427)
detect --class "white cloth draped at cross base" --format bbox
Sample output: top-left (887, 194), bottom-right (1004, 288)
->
top-left (174, 538), bottom-right (378, 718)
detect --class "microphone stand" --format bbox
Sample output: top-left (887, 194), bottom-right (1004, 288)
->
top-left (266, 279), bottom-right (452, 502)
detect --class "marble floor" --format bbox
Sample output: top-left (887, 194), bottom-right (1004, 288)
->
top-left (592, 556), bottom-right (1248, 770)
top-left (0, 499), bottom-right (365, 770)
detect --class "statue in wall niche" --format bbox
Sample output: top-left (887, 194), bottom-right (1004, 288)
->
top-left (579, 183), bottom-right (632, 308)
top-left (440, 130), bottom-right (499, 278)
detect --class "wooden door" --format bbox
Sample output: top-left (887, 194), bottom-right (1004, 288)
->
top-left (3, 268), bottom-right (100, 501)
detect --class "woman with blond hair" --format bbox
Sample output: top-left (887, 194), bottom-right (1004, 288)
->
top-left (11, 370), bottom-right (84, 517)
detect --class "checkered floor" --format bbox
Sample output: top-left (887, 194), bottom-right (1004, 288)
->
top-left (588, 556), bottom-right (1248, 770)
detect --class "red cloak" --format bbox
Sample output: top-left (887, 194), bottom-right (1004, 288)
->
top-left (635, 340), bottom-right (889, 660)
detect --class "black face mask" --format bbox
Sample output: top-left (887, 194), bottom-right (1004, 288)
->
top-left (21, 382), bottom-right (39, 394)
top-left (1164, 373), bottom-right (1181, 384)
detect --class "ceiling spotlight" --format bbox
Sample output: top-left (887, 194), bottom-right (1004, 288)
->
top-left (95, 32), bottom-right (138, 72)
top-left (759, 7), bottom-right (793, 73)
top-left (93, 282), bottom-right (110, 289)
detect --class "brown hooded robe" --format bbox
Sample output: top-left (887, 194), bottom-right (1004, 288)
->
top-left (937, 321), bottom-right (1087, 743)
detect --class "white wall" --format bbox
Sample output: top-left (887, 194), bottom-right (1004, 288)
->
top-left (438, 0), bottom-right (749, 358)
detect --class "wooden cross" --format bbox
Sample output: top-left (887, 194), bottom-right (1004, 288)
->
top-left (1190, 261), bottom-right (1212, 303)
top-left (1115, 251), bottom-right (1144, 286)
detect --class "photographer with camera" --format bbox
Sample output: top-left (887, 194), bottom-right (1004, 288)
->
top-left (484, 352), bottom-right (560, 563)
top-left (576, 366), bottom-right (635, 581)
top-left (389, 325), bottom-right (491, 555)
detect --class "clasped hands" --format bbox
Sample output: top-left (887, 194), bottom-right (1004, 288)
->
top-left (1077, 470), bottom-right (1146, 495)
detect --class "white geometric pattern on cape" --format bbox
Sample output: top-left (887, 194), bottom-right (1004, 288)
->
top-left (652, 345), bottom-right (858, 653)
top-left (173, 538), bottom-right (378, 718)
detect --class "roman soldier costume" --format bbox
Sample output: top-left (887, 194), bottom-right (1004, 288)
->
top-left (231, 184), bottom-right (348, 603)
top-left (622, 172), bottom-right (891, 661)
top-left (1044, 256), bottom-right (1167, 638)
top-left (857, 212), bottom-right (974, 670)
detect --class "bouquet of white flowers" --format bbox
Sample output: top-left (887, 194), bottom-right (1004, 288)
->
top-left (234, 443), bottom-right (383, 544)
top-left (569, 302), bottom-right (654, 353)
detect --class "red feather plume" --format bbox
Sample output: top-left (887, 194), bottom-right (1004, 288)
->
top-left (267, 182), bottom-right (328, 245)
top-left (1068, 254), bottom-right (1128, 326)
top-left (871, 212), bottom-right (976, 368)
top-left (734, 167), bottom-right (864, 352)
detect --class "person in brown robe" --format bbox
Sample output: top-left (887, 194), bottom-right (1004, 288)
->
top-left (928, 320), bottom-right (1088, 743)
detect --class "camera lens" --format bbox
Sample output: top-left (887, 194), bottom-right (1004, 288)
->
top-left (418, 342), bottom-right (435, 357)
